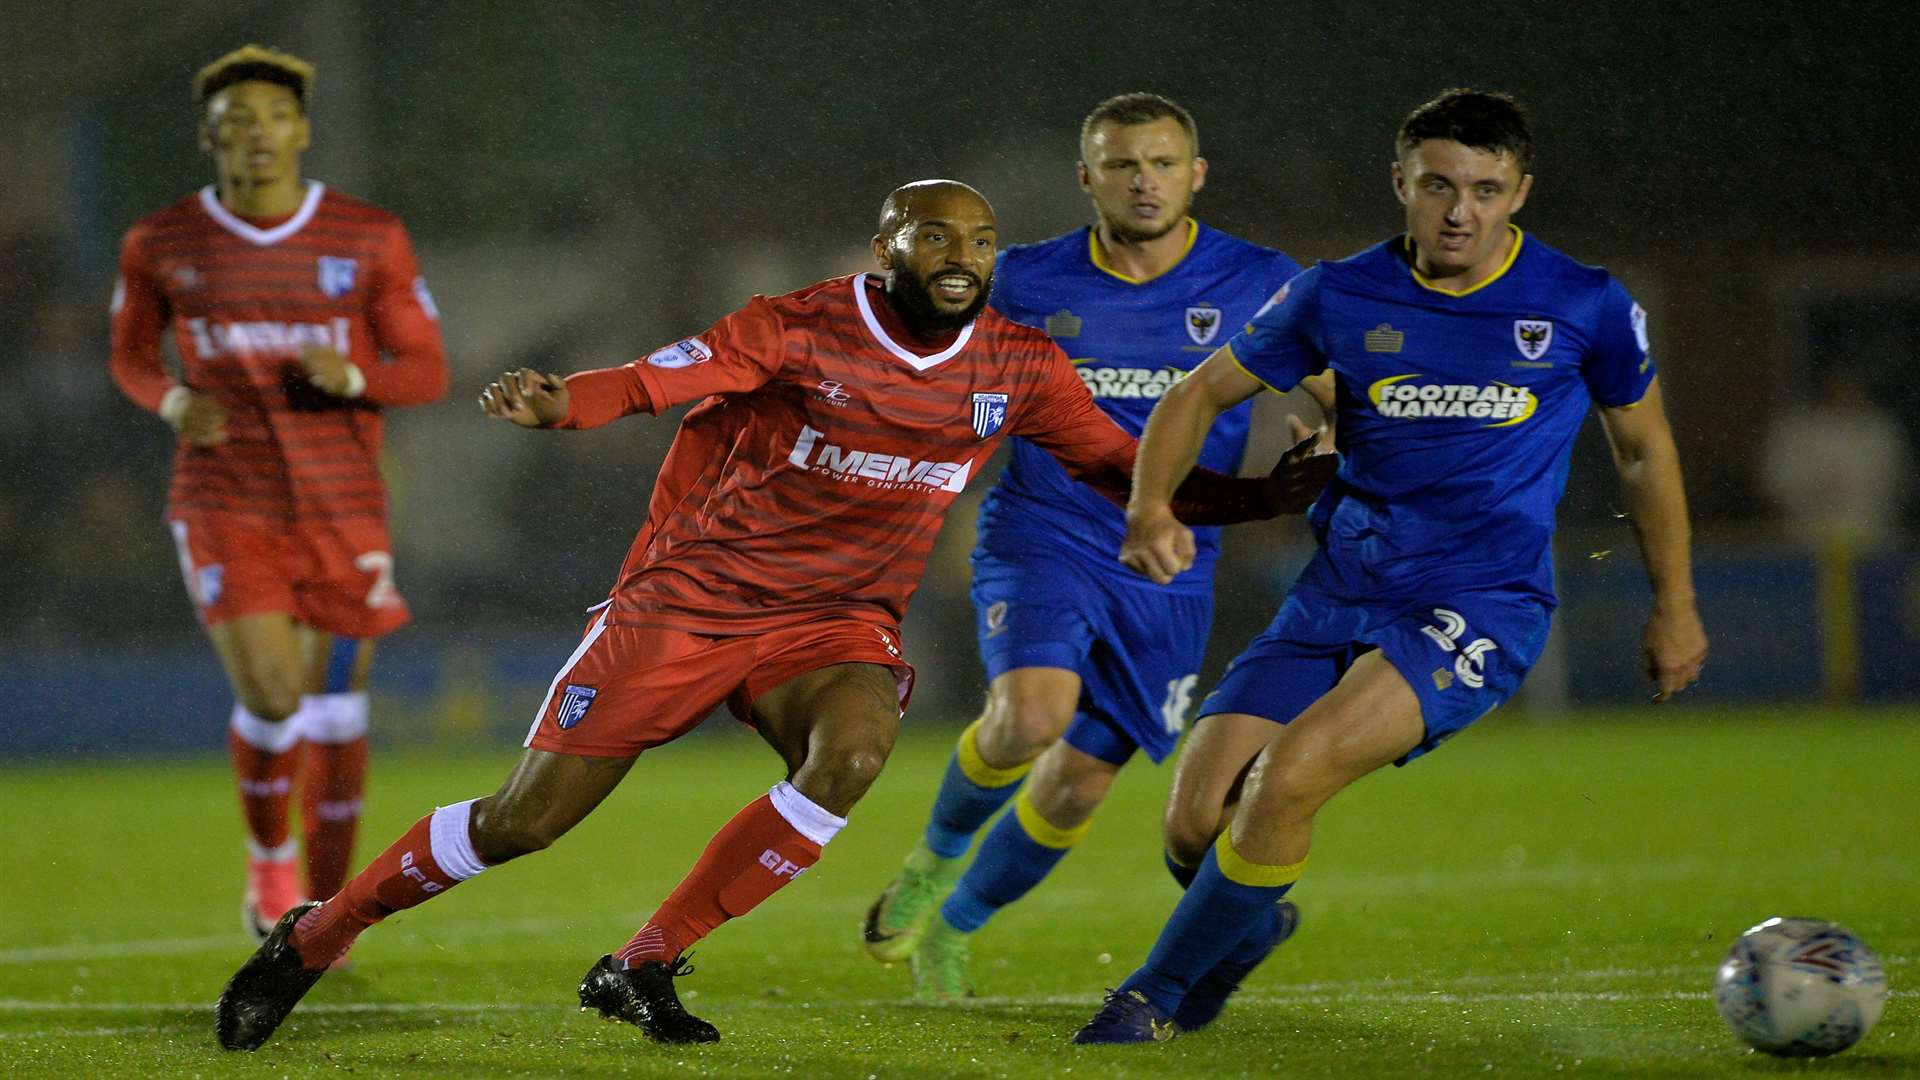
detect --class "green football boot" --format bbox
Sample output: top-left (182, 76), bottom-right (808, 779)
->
top-left (862, 840), bottom-right (962, 963)
top-left (910, 917), bottom-right (975, 1002)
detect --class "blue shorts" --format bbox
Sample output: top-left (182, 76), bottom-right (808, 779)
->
top-left (1199, 588), bottom-right (1551, 764)
top-left (972, 549), bottom-right (1213, 765)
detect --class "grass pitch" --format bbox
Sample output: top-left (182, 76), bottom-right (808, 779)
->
top-left (2, 707), bottom-right (1914, 1078)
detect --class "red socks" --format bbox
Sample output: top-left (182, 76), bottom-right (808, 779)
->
top-left (291, 798), bottom-right (488, 969)
top-left (228, 706), bottom-right (303, 856)
top-left (299, 694), bottom-right (371, 899)
top-left (617, 782), bottom-right (846, 967)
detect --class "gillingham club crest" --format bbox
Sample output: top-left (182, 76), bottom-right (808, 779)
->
top-left (555, 684), bottom-right (598, 730)
top-left (317, 256), bottom-right (358, 299)
top-left (1513, 319), bottom-right (1553, 360)
top-left (971, 392), bottom-right (1009, 438)
top-left (1186, 305), bottom-right (1223, 346)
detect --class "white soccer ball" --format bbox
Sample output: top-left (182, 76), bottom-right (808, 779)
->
top-left (1713, 917), bottom-right (1889, 1057)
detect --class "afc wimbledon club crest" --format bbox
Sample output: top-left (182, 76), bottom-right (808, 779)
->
top-left (1186, 305), bottom-right (1223, 346)
top-left (1513, 319), bottom-right (1553, 361)
top-left (317, 256), bottom-right (358, 299)
top-left (555, 684), bottom-right (598, 730)
top-left (971, 392), bottom-right (1009, 438)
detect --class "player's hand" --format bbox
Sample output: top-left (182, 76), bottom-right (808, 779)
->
top-left (479, 368), bottom-right (569, 428)
top-left (1642, 601), bottom-right (1707, 703)
top-left (1265, 419), bottom-right (1339, 513)
top-left (1120, 504), bottom-right (1195, 585)
top-left (300, 345), bottom-right (358, 397)
top-left (169, 391), bottom-right (229, 447)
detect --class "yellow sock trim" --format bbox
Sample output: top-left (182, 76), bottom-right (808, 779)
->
top-left (1214, 832), bottom-right (1307, 888)
top-left (954, 719), bottom-right (1032, 788)
top-left (1012, 787), bottom-right (1093, 850)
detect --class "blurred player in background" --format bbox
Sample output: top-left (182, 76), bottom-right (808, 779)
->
top-left (215, 179), bottom-right (1334, 1052)
top-left (862, 93), bottom-right (1325, 1010)
top-left (1074, 89), bottom-right (1709, 1043)
top-left (108, 46), bottom-right (447, 942)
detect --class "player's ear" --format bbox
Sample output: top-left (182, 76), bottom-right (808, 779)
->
top-left (869, 234), bottom-right (892, 271)
top-left (1190, 156), bottom-right (1208, 194)
top-left (1510, 173), bottom-right (1533, 214)
top-left (1390, 159), bottom-right (1409, 205)
top-left (1075, 161), bottom-right (1091, 193)
top-left (198, 120), bottom-right (213, 155)
top-left (295, 113), bottom-right (312, 153)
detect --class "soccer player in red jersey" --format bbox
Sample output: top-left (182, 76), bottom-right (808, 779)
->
top-left (108, 46), bottom-right (447, 942)
top-left (216, 179), bottom-right (1333, 1051)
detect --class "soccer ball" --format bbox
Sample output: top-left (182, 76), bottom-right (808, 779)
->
top-left (1713, 917), bottom-right (1889, 1057)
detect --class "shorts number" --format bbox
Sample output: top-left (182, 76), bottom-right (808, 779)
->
top-left (1161, 674), bottom-right (1199, 733)
top-left (1420, 607), bottom-right (1498, 689)
top-left (354, 550), bottom-right (399, 608)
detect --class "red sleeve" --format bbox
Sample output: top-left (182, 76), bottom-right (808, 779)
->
top-left (555, 297), bottom-right (787, 430)
top-left (1012, 342), bottom-right (1278, 526)
top-left (359, 220), bottom-right (449, 406)
top-left (1008, 341), bottom-right (1138, 492)
top-left (106, 226), bottom-right (176, 413)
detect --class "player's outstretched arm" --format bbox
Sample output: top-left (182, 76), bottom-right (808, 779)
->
top-left (479, 368), bottom-right (570, 428)
top-left (1122, 349), bottom-right (1269, 584)
top-left (1598, 377), bottom-right (1708, 702)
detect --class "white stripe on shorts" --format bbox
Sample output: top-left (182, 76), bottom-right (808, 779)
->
top-left (524, 609), bottom-right (611, 747)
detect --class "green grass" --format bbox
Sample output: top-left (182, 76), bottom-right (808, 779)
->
top-left (2, 707), bottom-right (1914, 1078)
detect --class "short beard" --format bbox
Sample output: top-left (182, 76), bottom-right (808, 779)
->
top-left (886, 265), bottom-right (991, 336)
top-left (1099, 194), bottom-right (1192, 245)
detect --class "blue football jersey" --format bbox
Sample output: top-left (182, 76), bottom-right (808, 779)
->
top-left (1225, 226), bottom-right (1655, 605)
top-left (978, 220), bottom-right (1301, 589)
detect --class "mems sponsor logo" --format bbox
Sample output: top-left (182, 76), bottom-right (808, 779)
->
top-left (788, 424), bottom-right (972, 492)
top-left (1368, 374), bottom-right (1537, 427)
top-left (187, 317), bottom-right (349, 360)
top-left (1079, 365), bottom-right (1187, 400)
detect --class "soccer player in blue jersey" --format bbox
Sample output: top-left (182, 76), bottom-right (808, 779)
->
top-left (1073, 89), bottom-right (1709, 1043)
top-left (861, 93), bottom-right (1323, 1002)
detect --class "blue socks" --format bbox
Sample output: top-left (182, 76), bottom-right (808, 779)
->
top-left (939, 786), bottom-right (1087, 932)
top-left (922, 720), bottom-right (1030, 858)
top-left (1120, 836), bottom-right (1304, 1014)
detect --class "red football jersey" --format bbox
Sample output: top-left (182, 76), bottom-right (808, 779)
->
top-left (109, 181), bottom-right (448, 527)
top-left (557, 274), bottom-right (1142, 636)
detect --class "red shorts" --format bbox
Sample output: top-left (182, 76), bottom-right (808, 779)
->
top-left (168, 513), bottom-right (411, 639)
top-left (524, 609), bottom-right (917, 758)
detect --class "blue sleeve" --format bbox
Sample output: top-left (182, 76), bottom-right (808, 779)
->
top-left (1582, 278), bottom-right (1657, 407)
top-left (1223, 264), bottom-right (1325, 392)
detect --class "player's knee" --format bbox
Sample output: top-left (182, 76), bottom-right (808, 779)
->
top-left (236, 679), bottom-right (302, 724)
top-left (467, 797), bottom-right (559, 864)
top-left (1031, 774), bottom-right (1105, 826)
top-left (824, 742), bottom-right (891, 801)
top-left (1249, 740), bottom-right (1347, 826)
top-left (1161, 802), bottom-right (1219, 868)
top-left (980, 696), bottom-right (1072, 763)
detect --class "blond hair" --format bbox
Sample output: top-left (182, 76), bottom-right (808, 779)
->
top-left (193, 44), bottom-right (315, 108)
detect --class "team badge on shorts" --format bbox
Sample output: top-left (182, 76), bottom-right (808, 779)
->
top-left (196, 564), bottom-right (225, 607)
top-left (317, 256), bottom-right (358, 299)
top-left (555, 684), bottom-right (599, 730)
top-left (1513, 319), bottom-right (1553, 361)
top-left (971, 392), bottom-right (1009, 438)
top-left (1186, 305), bottom-right (1222, 346)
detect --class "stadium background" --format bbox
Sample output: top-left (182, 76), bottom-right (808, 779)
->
top-left (2, 1), bottom-right (1916, 747)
